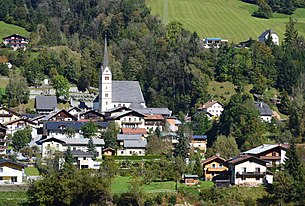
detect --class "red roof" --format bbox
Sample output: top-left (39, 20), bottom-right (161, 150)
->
top-left (122, 128), bottom-right (147, 135)
top-left (144, 114), bottom-right (164, 120)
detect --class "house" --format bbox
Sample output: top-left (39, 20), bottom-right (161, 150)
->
top-left (44, 121), bottom-right (109, 139)
top-left (41, 109), bottom-right (78, 122)
top-left (165, 117), bottom-right (181, 132)
top-left (78, 110), bottom-right (104, 121)
top-left (0, 107), bottom-right (21, 124)
top-left (0, 123), bottom-right (7, 156)
top-left (71, 150), bottom-right (101, 169)
top-left (40, 137), bottom-right (105, 158)
top-left (117, 139), bottom-right (147, 156)
top-left (202, 38), bottom-right (228, 49)
top-left (93, 38), bottom-right (146, 112)
top-left (102, 148), bottom-right (115, 156)
top-left (254, 101), bottom-right (273, 122)
top-left (202, 155), bottom-right (228, 181)
top-left (121, 128), bottom-right (147, 135)
top-left (227, 155), bottom-right (273, 186)
top-left (35, 96), bottom-right (58, 115)
top-left (190, 135), bottom-right (207, 154)
top-left (0, 159), bottom-right (26, 184)
top-left (183, 174), bottom-right (199, 186)
top-left (117, 134), bottom-right (144, 146)
top-left (2, 34), bottom-right (28, 50)
top-left (243, 144), bottom-right (288, 167)
top-left (198, 100), bottom-right (224, 119)
top-left (143, 114), bottom-right (164, 132)
top-left (258, 30), bottom-right (279, 45)
top-left (4, 118), bottom-right (39, 137)
top-left (106, 110), bottom-right (145, 129)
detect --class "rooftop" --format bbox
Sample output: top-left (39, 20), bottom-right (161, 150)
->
top-left (121, 128), bottom-right (147, 135)
top-left (35, 96), bottom-right (57, 111)
top-left (254, 101), bottom-right (273, 116)
top-left (40, 137), bottom-right (105, 145)
top-left (45, 121), bottom-right (109, 130)
top-left (117, 134), bottom-right (144, 141)
top-left (244, 144), bottom-right (289, 155)
top-left (123, 139), bottom-right (147, 148)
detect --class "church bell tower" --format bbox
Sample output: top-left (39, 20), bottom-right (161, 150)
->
top-left (99, 36), bottom-right (112, 112)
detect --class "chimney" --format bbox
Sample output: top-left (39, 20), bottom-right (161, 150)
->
top-left (260, 102), bottom-right (263, 108)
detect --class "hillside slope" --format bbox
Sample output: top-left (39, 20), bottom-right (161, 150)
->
top-left (147, 0), bottom-right (305, 43)
top-left (0, 21), bottom-right (29, 39)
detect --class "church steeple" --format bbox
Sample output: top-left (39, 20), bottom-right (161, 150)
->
top-left (103, 36), bottom-right (109, 70)
top-left (99, 35), bottom-right (112, 112)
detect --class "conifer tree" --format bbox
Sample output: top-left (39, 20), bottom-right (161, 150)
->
top-left (284, 140), bottom-right (304, 182)
top-left (284, 18), bottom-right (298, 46)
top-left (64, 146), bottom-right (74, 165)
top-left (87, 138), bottom-right (97, 159)
top-left (193, 155), bottom-right (203, 177)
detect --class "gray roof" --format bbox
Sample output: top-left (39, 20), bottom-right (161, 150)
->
top-left (258, 30), bottom-right (277, 39)
top-left (123, 139), bottom-right (147, 148)
top-left (108, 110), bottom-right (145, 120)
top-left (41, 137), bottom-right (105, 145)
top-left (45, 121), bottom-right (109, 131)
top-left (117, 134), bottom-right (143, 141)
top-left (254, 101), bottom-right (273, 116)
top-left (71, 150), bottom-right (94, 158)
top-left (133, 108), bottom-right (172, 116)
top-left (184, 174), bottom-right (199, 178)
top-left (112, 81), bottom-right (145, 103)
top-left (35, 96), bottom-right (57, 110)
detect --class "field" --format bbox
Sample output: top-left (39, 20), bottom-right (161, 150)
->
top-left (0, 191), bottom-right (28, 206)
top-left (0, 21), bottom-right (29, 39)
top-left (147, 0), bottom-right (305, 43)
top-left (111, 176), bottom-right (214, 194)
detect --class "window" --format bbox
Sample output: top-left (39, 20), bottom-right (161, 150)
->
top-left (241, 177), bottom-right (246, 181)
top-left (242, 167), bottom-right (246, 173)
top-left (105, 93), bottom-right (108, 97)
top-left (106, 101), bottom-right (108, 105)
top-left (130, 151), bottom-right (132, 154)
top-left (47, 144), bottom-right (50, 147)
top-left (256, 177), bottom-right (260, 181)
top-left (0, 177), bottom-right (3, 180)
top-left (139, 151), bottom-right (142, 154)
top-left (121, 151), bottom-right (124, 154)
top-left (219, 164), bottom-right (223, 168)
top-left (11, 177), bottom-right (17, 182)
top-left (73, 147), bottom-right (76, 151)
top-left (212, 164), bottom-right (216, 168)
top-left (255, 167), bottom-right (260, 173)
top-left (83, 157), bottom-right (86, 160)
top-left (105, 76), bottom-right (109, 80)
top-left (272, 152), bottom-right (277, 156)
top-left (0, 168), bottom-right (3, 172)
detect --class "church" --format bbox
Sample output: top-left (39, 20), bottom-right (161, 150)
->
top-left (93, 38), bottom-right (146, 112)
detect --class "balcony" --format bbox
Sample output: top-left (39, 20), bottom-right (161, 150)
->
top-left (206, 167), bottom-right (226, 172)
top-left (236, 172), bottom-right (266, 178)
top-left (260, 156), bottom-right (281, 160)
top-left (121, 120), bottom-right (142, 124)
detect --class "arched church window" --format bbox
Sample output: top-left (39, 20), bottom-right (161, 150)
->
top-left (105, 76), bottom-right (109, 80)
top-left (105, 93), bottom-right (108, 97)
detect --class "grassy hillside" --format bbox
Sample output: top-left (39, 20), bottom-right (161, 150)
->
top-left (147, 0), bottom-right (305, 43)
top-left (0, 21), bottom-right (29, 39)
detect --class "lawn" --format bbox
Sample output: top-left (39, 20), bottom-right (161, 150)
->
top-left (0, 191), bottom-right (28, 206)
top-left (0, 21), bottom-right (29, 39)
top-left (25, 167), bottom-right (40, 176)
top-left (111, 176), bottom-right (214, 195)
top-left (0, 76), bottom-right (9, 88)
top-left (147, 0), bottom-right (305, 43)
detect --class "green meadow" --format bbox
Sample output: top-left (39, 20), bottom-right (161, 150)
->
top-left (147, 0), bottom-right (305, 43)
top-left (0, 21), bottom-right (29, 39)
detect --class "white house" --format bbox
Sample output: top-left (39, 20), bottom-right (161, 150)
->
top-left (0, 107), bottom-right (22, 124)
top-left (258, 30), bottom-right (279, 45)
top-left (4, 118), bottom-right (39, 137)
top-left (71, 150), bottom-right (101, 169)
top-left (202, 38), bottom-right (228, 49)
top-left (40, 137), bottom-right (104, 158)
top-left (2, 34), bottom-right (28, 50)
top-left (106, 110), bottom-right (145, 129)
top-left (116, 134), bottom-right (147, 155)
top-left (0, 159), bottom-right (26, 184)
top-left (254, 101), bottom-right (273, 122)
top-left (227, 155), bottom-right (273, 186)
top-left (198, 100), bottom-right (224, 119)
top-left (243, 144), bottom-right (288, 167)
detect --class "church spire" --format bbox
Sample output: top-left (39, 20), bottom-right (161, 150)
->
top-left (103, 35), bottom-right (108, 69)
